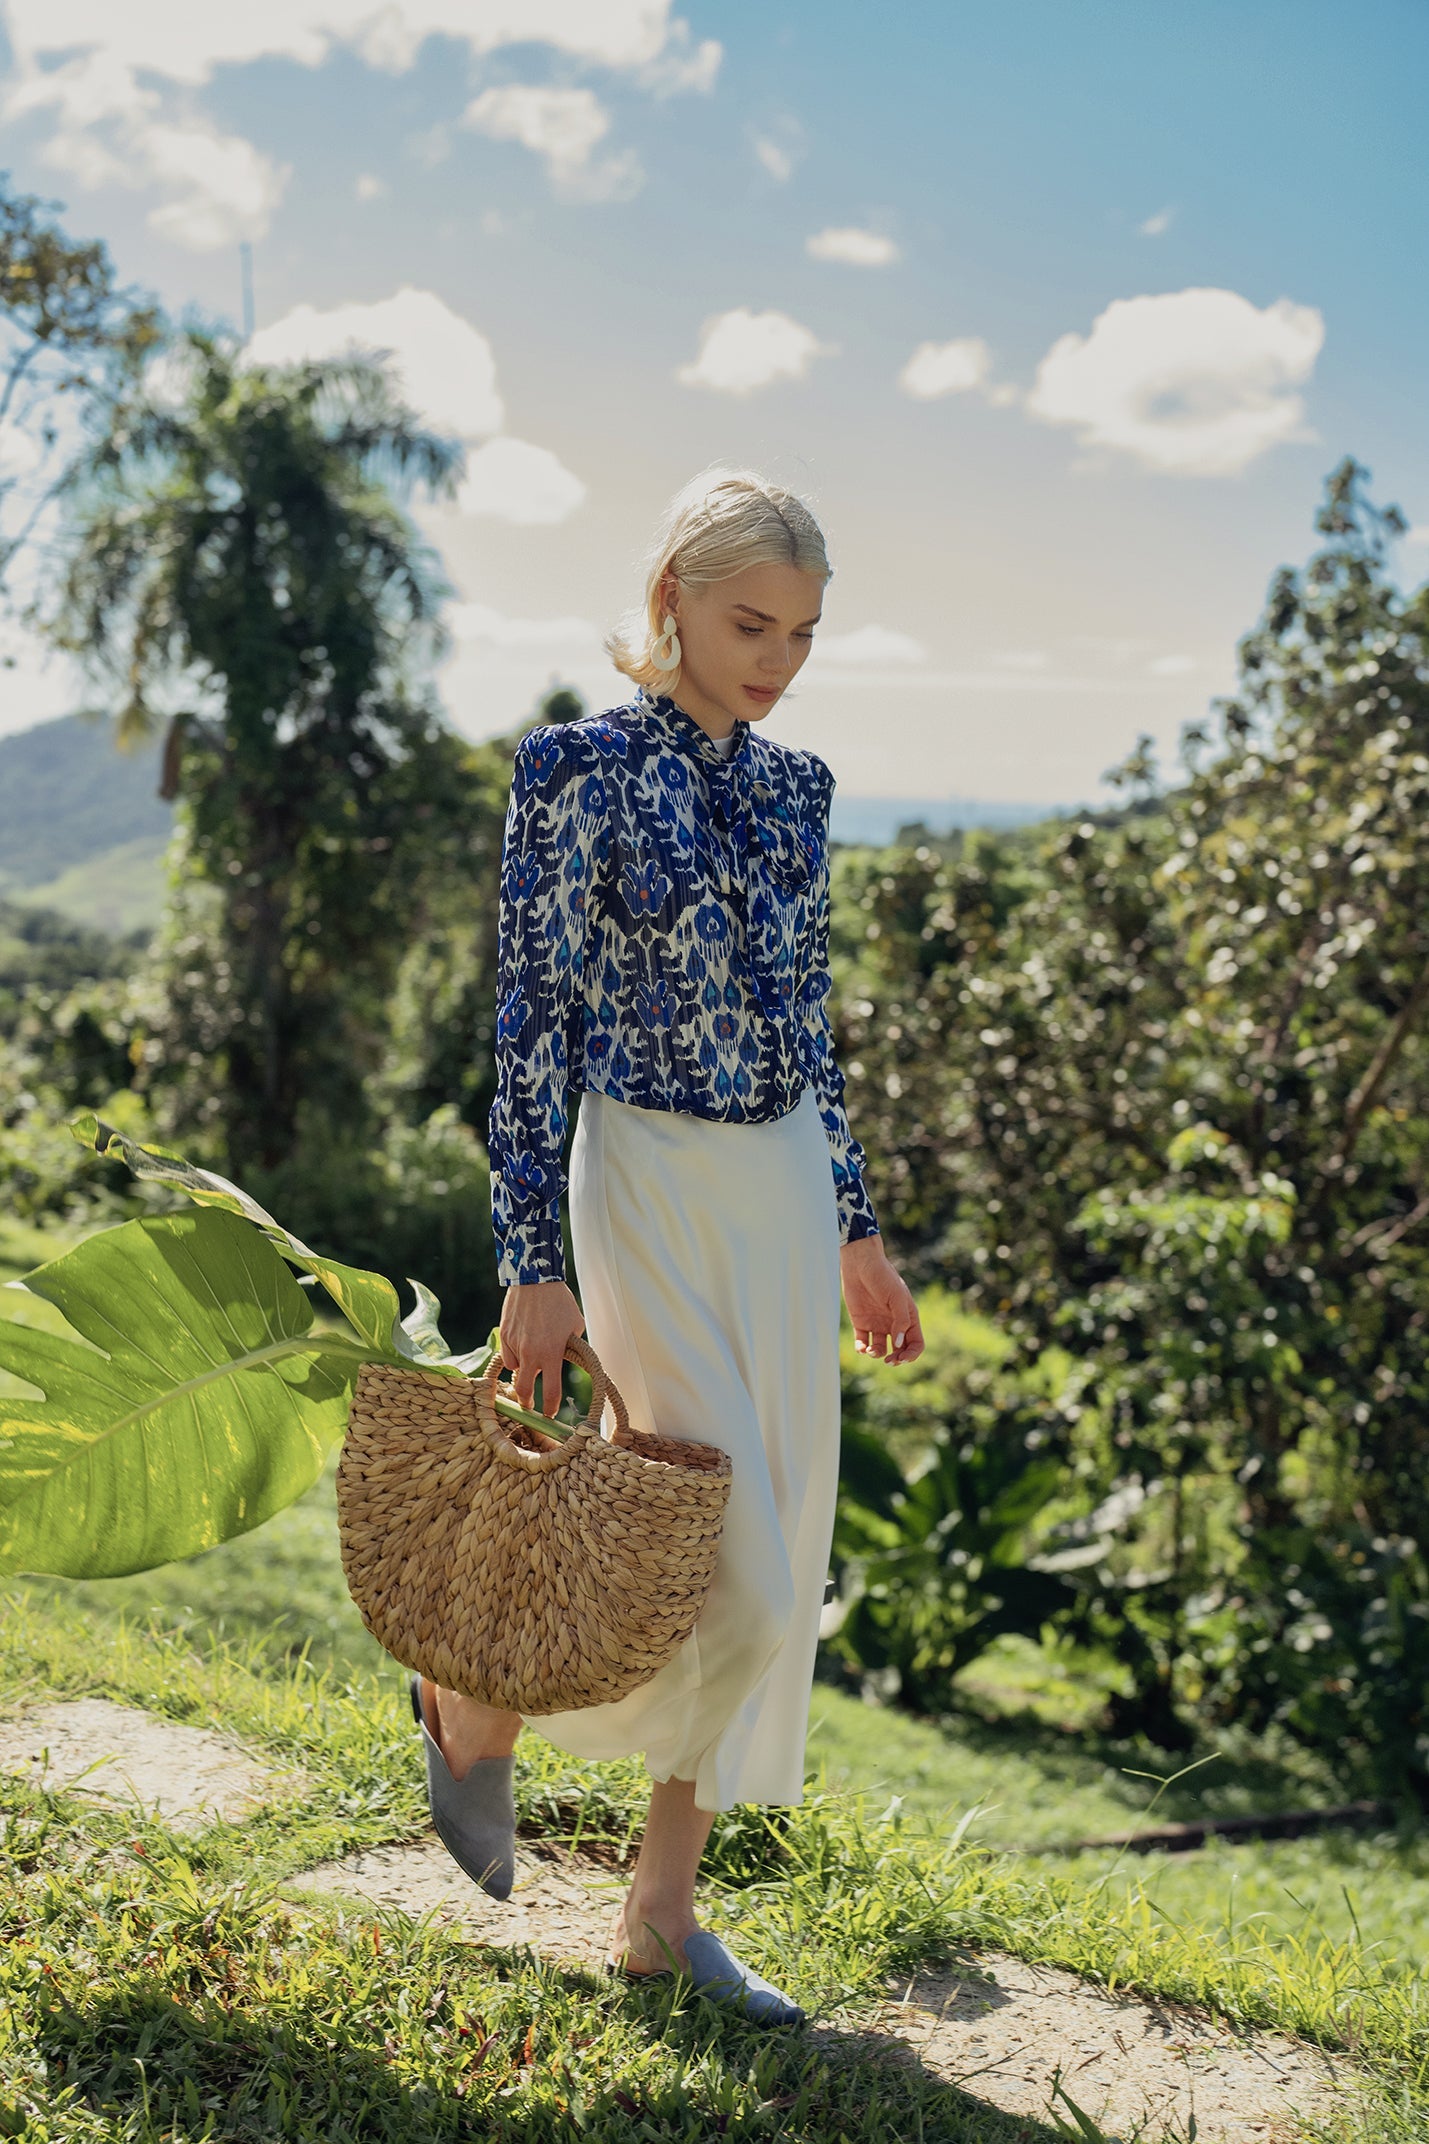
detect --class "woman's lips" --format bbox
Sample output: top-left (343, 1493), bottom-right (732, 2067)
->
top-left (743, 684), bottom-right (779, 702)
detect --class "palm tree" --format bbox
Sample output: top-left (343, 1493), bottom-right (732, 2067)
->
top-left (38, 325), bottom-right (466, 1169)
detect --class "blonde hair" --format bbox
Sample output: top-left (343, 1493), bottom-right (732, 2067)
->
top-left (606, 464), bottom-right (832, 693)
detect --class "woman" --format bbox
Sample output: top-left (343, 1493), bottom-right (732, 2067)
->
top-left (413, 466), bottom-right (924, 2025)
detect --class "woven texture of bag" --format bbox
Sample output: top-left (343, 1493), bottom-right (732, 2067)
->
top-left (335, 1334), bottom-right (733, 1715)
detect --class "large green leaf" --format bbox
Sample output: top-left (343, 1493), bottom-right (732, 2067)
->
top-left (69, 1111), bottom-right (407, 1356)
top-left (70, 1112), bottom-right (581, 1438)
top-left (0, 1207), bottom-right (374, 1578)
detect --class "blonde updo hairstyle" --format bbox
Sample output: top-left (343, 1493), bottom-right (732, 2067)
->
top-left (606, 465), bottom-right (832, 696)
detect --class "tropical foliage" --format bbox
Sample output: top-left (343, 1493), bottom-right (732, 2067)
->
top-left (5, 187), bottom-right (1428, 1813)
top-left (829, 458), bottom-right (1429, 1798)
top-left (34, 327), bottom-right (470, 1173)
top-left (0, 1114), bottom-right (580, 1582)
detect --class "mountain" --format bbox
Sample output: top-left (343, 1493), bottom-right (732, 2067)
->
top-left (0, 712), bottom-right (1066, 936)
top-left (0, 714), bottom-right (172, 890)
top-left (0, 715), bottom-right (171, 932)
top-left (827, 792), bottom-right (1067, 846)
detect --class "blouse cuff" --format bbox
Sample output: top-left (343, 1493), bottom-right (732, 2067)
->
top-left (492, 1206), bottom-right (567, 1287)
top-left (836, 1171), bottom-right (882, 1248)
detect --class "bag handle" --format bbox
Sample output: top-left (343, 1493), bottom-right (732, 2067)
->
top-left (488, 1330), bottom-right (632, 1445)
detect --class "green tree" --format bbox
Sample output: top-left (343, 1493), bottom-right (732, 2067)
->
top-left (37, 326), bottom-right (466, 1173)
top-left (0, 173), bottom-right (163, 588)
top-left (379, 685), bottom-right (587, 1141)
top-left (833, 462), bottom-right (1429, 1792)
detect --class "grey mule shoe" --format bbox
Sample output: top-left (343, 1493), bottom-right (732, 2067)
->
top-left (607, 1928), bottom-right (807, 2027)
top-left (409, 1673), bottom-right (516, 1902)
top-left (681, 1932), bottom-right (807, 2026)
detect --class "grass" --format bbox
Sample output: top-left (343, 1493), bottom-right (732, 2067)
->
top-left (3, 1785), bottom-right (1026, 2144)
top-left (3, 1586), bottom-right (1429, 2139)
top-left (11, 1449), bottom-right (1343, 1827)
top-left (5, 1229), bottom-right (1429, 2135)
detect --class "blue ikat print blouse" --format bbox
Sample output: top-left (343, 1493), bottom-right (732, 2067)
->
top-left (487, 684), bottom-right (881, 1286)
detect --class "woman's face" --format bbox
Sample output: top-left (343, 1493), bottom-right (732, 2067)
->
top-left (659, 560), bottom-right (825, 730)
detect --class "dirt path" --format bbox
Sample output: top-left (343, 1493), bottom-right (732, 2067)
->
top-left (288, 1834), bottom-right (626, 1962)
top-left (291, 1832), bottom-right (1356, 2141)
top-left (0, 1697), bottom-right (305, 1828)
top-left (862, 1956), bottom-right (1349, 2141)
top-left (4, 1700), bottom-right (1362, 2141)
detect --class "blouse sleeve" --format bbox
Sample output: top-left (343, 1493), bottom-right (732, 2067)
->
top-left (487, 725), bottom-right (607, 1286)
top-left (798, 753), bottom-right (881, 1247)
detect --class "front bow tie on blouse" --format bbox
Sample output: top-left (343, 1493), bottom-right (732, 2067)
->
top-left (633, 687), bottom-right (831, 897)
top-left (485, 689), bottom-right (882, 1286)
top-left (633, 687), bottom-right (770, 854)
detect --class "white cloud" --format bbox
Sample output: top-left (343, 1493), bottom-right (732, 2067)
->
top-left (455, 437), bottom-right (587, 525)
top-left (1026, 287), bottom-right (1324, 476)
top-left (806, 226), bottom-right (900, 268)
top-left (463, 84), bottom-right (641, 201)
top-left (750, 114), bottom-right (805, 183)
top-left (898, 337), bottom-right (992, 400)
top-left (5, 48), bottom-right (289, 250)
top-left (446, 603), bottom-right (600, 651)
top-left (0, 606), bottom-right (92, 740)
top-left (636, 19), bottom-right (722, 94)
top-left (436, 598), bottom-right (620, 740)
top-left (0, 2), bottom-right (711, 245)
top-left (1147, 653), bottom-right (1197, 677)
top-left (141, 121), bottom-right (289, 249)
top-left (1404, 524), bottom-right (1429, 546)
top-left (812, 625), bottom-right (926, 667)
top-left (1068, 635), bottom-right (1153, 667)
top-left (0, 2), bottom-right (699, 83)
top-left (248, 288), bottom-right (504, 439)
top-left (247, 290), bottom-right (584, 526)
top-left (1139, 207), bottom-right (1174, 237)
top-left (355, 172), bottom-right (386, 201)
top-left (408, 122), bottom-right (453, 168)
top-left (676, 308), bottom-right (833, 395)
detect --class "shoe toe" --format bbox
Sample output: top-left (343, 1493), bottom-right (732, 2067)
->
top-left (682, 1933), bottom-right (806, 2026)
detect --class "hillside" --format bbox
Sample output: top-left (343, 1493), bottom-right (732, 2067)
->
top-left (0, 712), bottom-right (1061, 936)
top-left (0, 713), bottom-right (171, 890)
top-left (18, 834), bottom-right (170, 935)
top-left (0, 715), bottom-right (171, 931)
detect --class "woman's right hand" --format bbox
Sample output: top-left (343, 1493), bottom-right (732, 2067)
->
top-left (498, 1281), bottom-right (586, 1420)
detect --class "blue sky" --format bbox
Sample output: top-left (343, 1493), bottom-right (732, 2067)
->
top-left (1, 0), bottom-right (1425, 807)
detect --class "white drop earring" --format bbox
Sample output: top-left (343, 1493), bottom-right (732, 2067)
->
top-left (651, 612), bottom-right (682, 672)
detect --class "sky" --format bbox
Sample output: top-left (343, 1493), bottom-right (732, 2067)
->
top-left (1, 0), bottom-right (1426, 810)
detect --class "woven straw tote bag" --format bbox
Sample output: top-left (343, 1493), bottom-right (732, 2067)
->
top-left (335, 1333), bottom-right (733, 1716)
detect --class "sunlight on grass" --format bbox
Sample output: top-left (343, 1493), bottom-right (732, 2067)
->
top-left (4, 1242), bottom-right (1428, 2137)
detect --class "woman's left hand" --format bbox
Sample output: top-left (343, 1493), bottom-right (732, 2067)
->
top-left (839, 1235), bottom-right (924, 1364)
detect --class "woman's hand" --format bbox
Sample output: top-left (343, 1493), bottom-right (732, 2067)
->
top-left (840, 1235), bottom-right (924, 1365)
top-left (498, 1280), bottom-right (586, 1419)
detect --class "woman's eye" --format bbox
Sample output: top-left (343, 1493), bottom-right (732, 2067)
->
top-left (737, 624), bottom-right (761, 637)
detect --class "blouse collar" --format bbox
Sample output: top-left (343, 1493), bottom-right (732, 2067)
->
top-left (634, 685), bottom-right (753, 774)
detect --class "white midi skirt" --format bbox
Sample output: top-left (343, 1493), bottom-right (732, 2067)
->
top-left (530, 1078), bottom-right (843, 1813)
